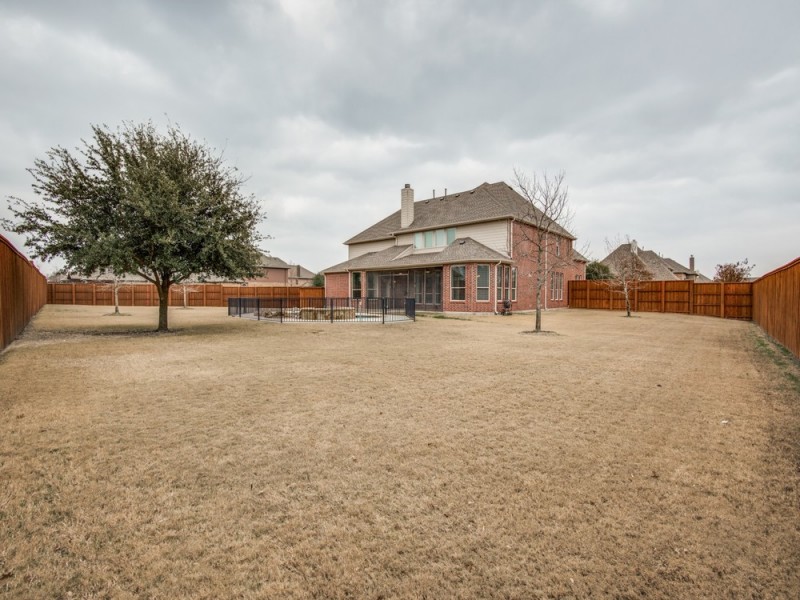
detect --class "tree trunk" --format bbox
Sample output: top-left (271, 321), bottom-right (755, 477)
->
top-left (113, 281), bottom-right (120, 315)
top-left (157, 283), bottom-right (170, 331)
top-left (624, 283), bottom-right (632, 317)
top-left (535, 283), bottom-right (543, 332)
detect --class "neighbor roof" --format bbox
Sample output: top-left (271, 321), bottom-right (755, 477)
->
top-left (323, 238), bottom-right (512, 274)
top-left (601, 243), bottom-right (711, 281)
top-left (345, 181), bottom-right (576, 245)
top-left (259, 253), bottom-right (291, 269)
top-left (288, 265), bottom-right (317, 279)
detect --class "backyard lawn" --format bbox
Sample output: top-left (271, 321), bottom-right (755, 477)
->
top-left (1, 306), bottom-right (798, 598)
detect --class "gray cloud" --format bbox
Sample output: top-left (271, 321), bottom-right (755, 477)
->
top-left (1, 0), bottom-right (798, 277)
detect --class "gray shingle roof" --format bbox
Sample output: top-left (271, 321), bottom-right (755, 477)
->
top-left (571, 248), bottom-right (589, 263)
top-left (345, 181), bottom-right (575, 244)
top-left (323, 238), bottom-right (512, 274)
top-left (288, 265), bottom-right (317, 279)
top-left (601, 244), bottom-right (711, 281)
top-left (259, 253), bottom-right (290, 269)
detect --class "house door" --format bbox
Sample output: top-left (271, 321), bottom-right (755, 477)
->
top-left (413, 268), bottom-right (442, 311)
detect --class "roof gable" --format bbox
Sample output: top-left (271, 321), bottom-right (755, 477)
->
top-left (323, 237), bottom-right (512, 274)
top-left (345, 182), bottom-right (575, 245)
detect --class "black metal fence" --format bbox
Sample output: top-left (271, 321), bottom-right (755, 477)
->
top-left (227, 297), bottom-right (416, 323)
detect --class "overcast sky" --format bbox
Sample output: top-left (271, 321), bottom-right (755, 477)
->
top-left (2, 0), bottom-right (798, 277)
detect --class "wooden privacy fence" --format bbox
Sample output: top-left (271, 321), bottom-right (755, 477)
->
top-left (47, 283), bottom-right (325, 308)
top-left (1, 234), bottom-right (48, 351)
top-left (568, 280), bottom-right (753, 320)
top-left (752, 257), bottom-right (800, 358)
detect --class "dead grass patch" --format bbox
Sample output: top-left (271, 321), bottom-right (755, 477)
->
top-left (1, 306), bottom-right (798, 598)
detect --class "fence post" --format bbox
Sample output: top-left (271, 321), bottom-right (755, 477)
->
top-left (661, 281), bottom-right (666, 312)
top-left (382, 298), bottom-right (386, 324)
top-left (688, 280), bottom-right (694, 315)
top-left (330, 298), bottom-right (334, 323)
top-left (257, 297), bottom-right (260, 321)
top-left (280, 298), bottom-right (284, 323)
top-left (72, 283), bottom-right (76, 305)
top-left (721, 283), bottom-right (726, 319)
top-left (238, 297), bottom-right (242, 317)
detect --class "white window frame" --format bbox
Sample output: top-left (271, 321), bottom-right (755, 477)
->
top-left (450, 265), bottom-right (466, 301)
top-left (476, 264), bottom-right (490, 302)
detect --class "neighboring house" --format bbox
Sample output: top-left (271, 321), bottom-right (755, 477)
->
top-left (323, 182), bottom-right (587, 312)
top-left (248, 254), bottom-right (291, 286)
top-left (601, 241), bottom-right (711, 282)
top-left (50, 252), bottom-right (296, 286)
top-left (287, 264), bottom-right (318, 287)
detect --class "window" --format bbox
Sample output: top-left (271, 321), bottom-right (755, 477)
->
top-left (511, 267), bottom-right (518, 301)
top-left (550, 272), bottom-right (564, 301)
top-left (496, 265), bottom-right (505, 301)
top-left (496, 265), bottom-right (515, 302)
top-left (367, 272), bottom-right (378, 298)
top-left (555, 238), bottom-right (561, 257)
top-left (351, 272), bottom-right (362, 299)
top-left (450, 265), bottom-right (466, 301)
top-left (476, 265), bottom-right (489, 301)
top-left (414, 228), bottom-right (458, 249)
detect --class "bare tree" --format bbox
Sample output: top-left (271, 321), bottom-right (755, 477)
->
top-left (177, 279), bottom-right (203, 308)
top-left (714, 259), bottom-right (754, 282)
top-left (603, 235), bottom-right (652, 317)
top-left (512, 169), bottom-right (578, 332)
top-left (100, 272), bottom-right (134, 315)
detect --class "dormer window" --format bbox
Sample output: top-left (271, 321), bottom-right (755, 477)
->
top-left (414, 228), bottom-right (456, 249)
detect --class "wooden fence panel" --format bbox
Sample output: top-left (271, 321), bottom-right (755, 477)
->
top-left (46, 282), bottom-right (325, 308)
top-left (752, 257), bottom-right (800, 358)
top-left (693, 283), bottom-right (721, 318)
top-left (568, 279), bottom-right (753, 322)
top-left (664, 280), bottom-right (691, 314)
top-left (721, 283), bottom-right (753, 320)
top-left (1, 234), bottom-right (48, 351)
top-left (637, 281), bottom-right (663, 313)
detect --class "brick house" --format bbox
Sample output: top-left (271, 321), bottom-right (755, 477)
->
top-left (601, 241), bottom-right (711, 282)
top-left (323, 182), bottom-right (587, 313)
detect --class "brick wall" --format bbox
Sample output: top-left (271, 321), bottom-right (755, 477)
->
top-left (324, 272), bottom-right (350, 297)
top-left (511, 221), bottom-right (585, 311)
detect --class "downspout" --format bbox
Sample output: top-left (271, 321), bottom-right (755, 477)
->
top-left (493, 260), bottom-right (502, 315)
top-left (544, 232), bottom-right (548, 310)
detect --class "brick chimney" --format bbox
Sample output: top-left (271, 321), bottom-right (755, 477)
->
top-left (630, 239), bottom-right (639, 255)
top-left (689, 254), bottom-right (695, 272)
top-left (401, 184), bottom-right (414, 228)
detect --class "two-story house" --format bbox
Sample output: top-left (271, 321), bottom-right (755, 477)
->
top-left (323, 182), bottom-right (586, 313)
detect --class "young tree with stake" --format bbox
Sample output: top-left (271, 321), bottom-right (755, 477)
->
top-left (603, 236), bottom-right (652, 317)
top-left (512, 169), bottom-right (578, 333)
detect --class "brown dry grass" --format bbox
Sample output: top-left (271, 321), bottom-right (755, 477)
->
top-left (1, 305), bottom-right (799, 599)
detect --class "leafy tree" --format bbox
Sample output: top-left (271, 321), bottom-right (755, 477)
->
top-left (714, 259), bottom-right (754, 282)
top-left (312, 273), bottom-right (325, 287)
top-left (513, 169), bottom-right (578, 332)
top-left (586, 260), bottom-right (612, 280)
top-left (3, 121), bottom-right (264, 331)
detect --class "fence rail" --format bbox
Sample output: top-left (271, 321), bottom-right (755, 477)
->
top-left (228, 297), bottom-right (416, 323)
top-left (568, 280), bottom-right (753, 320)
top-left (47, 282), bottom-right (324, 307)
top-left (1, 235), bottom-right (48, 351)
top-left (752, 257), bottom-right (800, 358)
